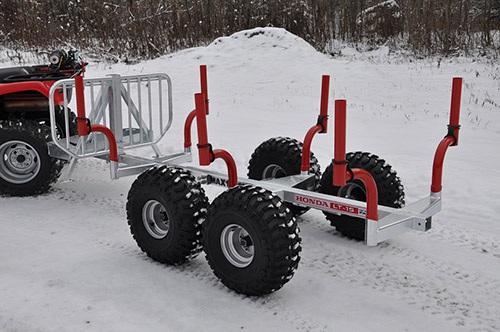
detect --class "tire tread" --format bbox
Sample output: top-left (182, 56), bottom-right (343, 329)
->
top-left (127, 166), bottom-right (208, 265)
top-left (203, 184), bottom-right (301, 296)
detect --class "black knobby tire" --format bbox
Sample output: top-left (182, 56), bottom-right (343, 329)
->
top-left (319, 152), bottom-right (405, 240)
top-left (62, 109), bottom-right (78, 138)
top-left (203, 184), bottom-right (302, 296)
top-left (247, 137), bottom-right (321, 216)
top-left (54, 107), bottom-right (78, 138)
top-left (0, 120), bottom-right (64, 196)
top-left (127, 166), bottom-right (209, 265)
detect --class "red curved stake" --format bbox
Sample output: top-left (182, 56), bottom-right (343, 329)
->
top-left (431, 77), bottom-right (463, 193)
top-left (213, 149), bottom-right (238, 188)
top-left (351, 168), bottom-right (379, 221)
top-left (183, 109), bottom-right (196, 149)
top-left (431, 136), bottom-right (455, 193)
top-left (91, 124), bottom-right (119, 162)
top-left (301, 125), bottom-right (322, 172)
top-left (301, 75), bottom-right (330, 172)
top-left (194, 93), bottom-right (238, 187)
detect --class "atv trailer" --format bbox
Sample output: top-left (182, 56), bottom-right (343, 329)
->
top-left (0, 53), bottom-right (463, 296)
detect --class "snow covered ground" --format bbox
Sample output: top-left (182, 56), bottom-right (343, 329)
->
top-left (1, 28), bottom-right (500, 331)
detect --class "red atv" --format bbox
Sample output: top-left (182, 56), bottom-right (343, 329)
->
top-left (0, 50), bottom-right (86, 196)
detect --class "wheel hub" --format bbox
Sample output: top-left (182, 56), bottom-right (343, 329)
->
top-left (142, 200), bottom-right (170, 239)
top-left (262, 164), bottom-right (287, 179)
top-left (10, 147), bottom-right (33, 168)
top-left (0, 140), bottom-right (41, 184)
top-left (338, 182), bottom-right (367, 201)
top-left (220, 224), bottom-right (254, 268)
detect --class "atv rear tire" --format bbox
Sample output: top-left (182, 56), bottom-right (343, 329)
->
top-left (127, 166), bottom-right (209, 265)
top-left (0, 120), bottom-right (64, 196)
top-left (54, 107), bottom-right (78, 138)
top-left (319, 152), bottom-right (405, 240)
top-left (203, 185), bottom-right (301, 296)
top-left (248, 137), bottom-right (321, 216)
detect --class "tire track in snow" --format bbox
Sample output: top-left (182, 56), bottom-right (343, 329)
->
top-left (298, 217), bottom-right (500, 331)
top-left (300, 214), bottom-right (500, 299)
top-left (376, 241), bottom-right (500, 299)
top-left (95, 240), bottom-right (329, 332)
top-left (303, 244), bottom-right (499, 332)
top-left (422, 225), bottom-right (500, 260)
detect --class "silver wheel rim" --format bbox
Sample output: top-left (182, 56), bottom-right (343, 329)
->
top-left (220, 224), bottom-right (255, 268)
top-left (262, 164), bottom-right (286, 179)
top-left (0, 140), bottom-right (41, 184)
top-left (338, 182), bottom-right (366, 200)
top-left (142, 200), bottom-right (170, 239)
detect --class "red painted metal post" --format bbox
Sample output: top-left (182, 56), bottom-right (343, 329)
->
top-left (183, 65), bottom-right (209, 149)
top-left (200, 65), bottom-right (209, 115)
top-left (194, 93), bottom-right (211, 166)
top-left (431, 77), bottom-right (463, 193)
top-left (300, 75), bottom-right (331, 173)
top-left (74, 75), bottom-right (90, 136)
top-left (318, 75), bottom-right (330, 133)
top-left (449, 77), bottom-right (462, 146)
top-left (333, 99), bottom-right (348, 187)
top-left (332, 99), bottom-right (378, 221)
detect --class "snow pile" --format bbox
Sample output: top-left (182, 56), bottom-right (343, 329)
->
top-left (208, 27), bottom-right (318, 56)
top-left (1, 28), bottom-right (500, 332)
top-left (188, 27), bottom-right (328, 74)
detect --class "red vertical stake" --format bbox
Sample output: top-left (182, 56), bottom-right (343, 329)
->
top-left (74, 74), bottom-right (90, 136)
top-left (319, 75), bottom-right (330, 133)
top-left (449, 77), bottom-right (462, 146)
top-left (300, 75), bottom-right (331, 173)
top-left (194, 93), bottom-right (211, 165)
top-left (333, 99), bottom-right (348, 187)
top-left (430, 76), bottom-right (464, 193)
top-left (200, 65), bottom-right (209, 115)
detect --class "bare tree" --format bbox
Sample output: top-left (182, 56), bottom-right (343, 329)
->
top-left (0, 0), bottom-right (497, 59)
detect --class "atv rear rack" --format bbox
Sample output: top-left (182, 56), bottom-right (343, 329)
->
top-left (48, 73), bottom-right (178, 178)
top-left (47, 66), bottom-right (462, 247)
